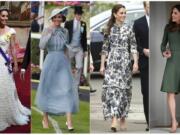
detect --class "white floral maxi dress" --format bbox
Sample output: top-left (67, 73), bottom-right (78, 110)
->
top-left (101, 24), bottom-right (137, 120)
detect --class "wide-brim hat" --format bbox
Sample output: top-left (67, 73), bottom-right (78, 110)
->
top-left (48, 8), bottom-right (67, 22)
top-left (74, 6), bottom-right (84, 15)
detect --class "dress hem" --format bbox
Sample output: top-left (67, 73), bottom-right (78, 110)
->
top-left (160, 90), bottom-right (179, 94)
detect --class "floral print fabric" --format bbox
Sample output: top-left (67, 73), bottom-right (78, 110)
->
top-left (101, 23), bottom-right (137, 120)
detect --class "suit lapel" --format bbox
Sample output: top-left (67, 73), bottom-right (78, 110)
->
top-left (70, 20), bottom-right (74, 33)
top-left (69, 20), bottom-right (73, 41)
top-left (143, 16), bottom-right (149, 32)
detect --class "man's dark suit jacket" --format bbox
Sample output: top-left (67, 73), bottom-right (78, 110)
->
top-left (133, 16), bottom-right (149, 70)
top-left (21, 33), bottom-right (30, 69)
top-left (64, 20), bottom-right (87, 52)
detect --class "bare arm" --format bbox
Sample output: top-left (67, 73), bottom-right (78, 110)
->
top-left (132, 53), bottom-right (138, 64)
top-left (10, 34), bottom-right (18, 72)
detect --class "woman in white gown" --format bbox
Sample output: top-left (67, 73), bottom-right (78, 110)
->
top-left (0, 7), bottom-right (31, 131)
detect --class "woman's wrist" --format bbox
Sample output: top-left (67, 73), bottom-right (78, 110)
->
top-left (133, 61), bottom-right (138, 64)
top-left (14, 62), bottom-right (18, 67)
top-left (100, 64), bottom-right (104, 68)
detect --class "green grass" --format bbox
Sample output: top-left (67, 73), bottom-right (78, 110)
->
top-left (31, 90), bottom-right (90, 133)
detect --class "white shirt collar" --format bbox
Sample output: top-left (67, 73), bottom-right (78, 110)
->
top-left (74, 18), bottom-right (80, 24)
top-left (145, 15), bottom-right (149, 27)
top-left (73, 18), bottom-right (80, 31)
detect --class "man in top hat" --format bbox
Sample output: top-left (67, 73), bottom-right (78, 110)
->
top-left (65, 6), bottom-right (87, 92)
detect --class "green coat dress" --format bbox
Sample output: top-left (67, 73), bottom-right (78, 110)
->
top-left (160, 25), bottom-right (180, 93)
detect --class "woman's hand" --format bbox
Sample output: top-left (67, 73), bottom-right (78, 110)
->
top-left (132, 62), bottom-right (138, 74)
top-left (163, 50), bottom-right (171, 58)
top-left (89, 64), bottom-right (94, 73)
top-left (20, 69), bottom-right (26, 80)
top-left (100, 54), bottom-right (106, 76)
top-left (143, 48), bottom-right (150, 57)
top-left (84, 51), bottom-right (88, 58)
top-left (100, 65), bottom-right (105, 75)
top-left (47, 27), bottom-right (54, 35)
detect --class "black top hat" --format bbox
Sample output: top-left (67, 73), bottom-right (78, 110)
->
top-left (74, 6), bottom-right (83, 15)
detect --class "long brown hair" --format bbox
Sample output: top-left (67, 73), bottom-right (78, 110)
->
top-left (0, 6), bottom-right (9, 14)
top-left (106, 4), bottom-right (125, 35)
top-left (167, 4), bottom-right (180, 32)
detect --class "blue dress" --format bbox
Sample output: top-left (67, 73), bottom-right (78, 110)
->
top-left (35, 27), bottom-right (79, 115)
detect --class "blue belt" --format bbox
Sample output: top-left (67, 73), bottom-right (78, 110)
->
top-left (0, 47), bottom-right (13, 74)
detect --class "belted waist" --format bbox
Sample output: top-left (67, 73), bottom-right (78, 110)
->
top-left (169, 49), bottom-right (180, 52)
top-left (111, 47), bottom-right (129, 50)
top-left (47, 50), bottom-right (64, 52)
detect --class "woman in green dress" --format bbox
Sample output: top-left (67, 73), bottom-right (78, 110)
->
top-left (160, 4), bottom-right (180, 133)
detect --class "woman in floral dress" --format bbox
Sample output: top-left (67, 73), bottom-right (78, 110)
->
top-left (100, 4), bottom-right (138, 132)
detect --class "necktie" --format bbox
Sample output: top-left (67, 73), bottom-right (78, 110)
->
top-left (76, 21), bottom-right (80, 31)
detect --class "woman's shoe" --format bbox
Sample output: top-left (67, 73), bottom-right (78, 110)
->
top-left (111, 127), bottom-right (117, 132)
top-left (120, 127), bottom-right (127, 131)
top-left (111, 119), bottom-right (117, 132)
top-left (120, 118), bottom-right (127, 131)
top-left (170, 129), bottom-right (176, 133)
top-left (42, 120), bottom-right (49, 129)
top-left (66, 122), bottom-right (74, 131)
top-left (169, 122), bottom-right (178, 133)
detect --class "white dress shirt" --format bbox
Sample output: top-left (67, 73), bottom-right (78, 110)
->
top-left (145, 15), bottom-right (149, 27)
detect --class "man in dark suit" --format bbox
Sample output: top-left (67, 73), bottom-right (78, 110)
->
top-left (20, 32), bottom-right (30, 80)
top-left (65, 6), bottom-right (87, 92)
top-left (133, 1), bottom-right (150, 131)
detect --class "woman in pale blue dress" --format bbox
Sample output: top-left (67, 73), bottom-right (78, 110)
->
top-left (35, 9), bottom-right (79, 131)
